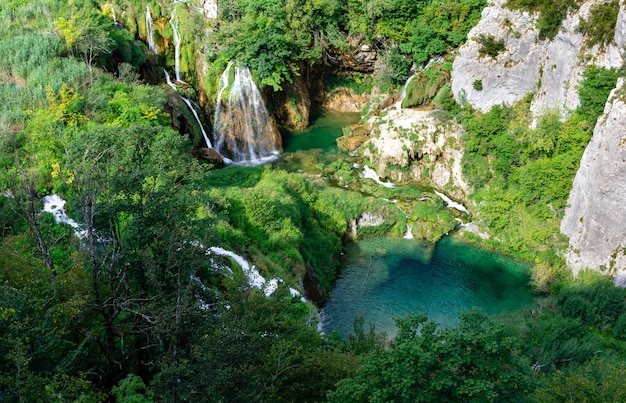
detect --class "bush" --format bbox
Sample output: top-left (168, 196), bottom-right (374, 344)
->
top-left (557, 270), bottom-right (626, 329)
top-left (506, 0), bottom-right (581, 40)
top-left (477, 34), bottom-right (505, 57)
top-left (577, 0), bottom-right (619, 49)
top-left (578, 66), bottom-right (622, 120)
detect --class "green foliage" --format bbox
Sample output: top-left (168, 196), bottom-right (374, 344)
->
top-left (473, 79), bottom-right (483, 90)
top-left (214, 0), bottom-right (345, 90)
top-left (432, 83), bottom-right (459, 113)
top-left (477, 34), bottom-right (505, 57)
top-left (556, 270), bottom-right (626, 329)
top-left (533, 358), bottom-right (626, 402)
top-left (112, 374), bottom-right (152, 403)
top-left (324, 73), bottom-right (373, 95)
top-left (530, 261), bottom-right (571, 295)
top-left (387, 47), bottom-right (413, 86)
top-left (459, 96), bottom-right (599, 261)
top-left (401, 64), bottom-right (450, 108)
top-left (506, 0), bottom-right (581, 40)
top-left (522, 312), bottom-right (602, 372)
top-left (578, 66), bottom-right (622, 120)
top-left (577, 0), bottom-right (619, 49)
top-left (329, 310), bottom-right (531, 402)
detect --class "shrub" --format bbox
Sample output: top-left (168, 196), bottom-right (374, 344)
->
top-left (477, 34), bottom-right (505, 57)
top-left (557, 270), bottom-right (626, 329)
top-left (472, 79), bottom-right (483, 90)
top-left (577, 0), bottom-right (619, 49)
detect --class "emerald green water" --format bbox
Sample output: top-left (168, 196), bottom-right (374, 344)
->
top-left (283, 111), bottom-right (360, 153)
top-left (323, 236), bottom-right (534, 338)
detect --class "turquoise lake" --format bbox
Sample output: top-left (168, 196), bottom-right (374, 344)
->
top-left (323, 235), bottom-right (535, 338)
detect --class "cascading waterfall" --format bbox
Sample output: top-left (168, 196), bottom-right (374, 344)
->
top-left (395, 75), bottom-right (414, 111)
top-left (213, 61), bottom-right (280, 164)
top-left (164, 69), bottom-right (213, 149)
top-left (355, 163), bottom-right (396, 188)
top-left (146, 4), bottom-right (158, 54)
top-left (169, 8), bottom-right (182, 81)
top-left (42, 194), bottom-right (86, 238)
top-left (403, 223), bottom-right (414, 239)
top-left (433, 190), bottom-right (471, 216)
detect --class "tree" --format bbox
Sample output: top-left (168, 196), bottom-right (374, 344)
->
top-left (329, 310), bottom-right (531, 402)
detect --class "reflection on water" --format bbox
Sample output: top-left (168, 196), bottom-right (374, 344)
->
top-left (323, 236), bottom-right (534, 338)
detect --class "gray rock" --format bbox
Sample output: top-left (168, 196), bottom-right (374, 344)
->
top-left (561, 78), bottom-right (626, 281)
top-left (452, 0), bottom-right (624, 118)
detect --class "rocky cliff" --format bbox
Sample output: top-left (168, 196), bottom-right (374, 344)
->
top-left (452, 0), bottom-right (623, 118)
top-left (561, 78), bottom-right (626, 281)
top-left (358, 108), bottom-right (470, 200)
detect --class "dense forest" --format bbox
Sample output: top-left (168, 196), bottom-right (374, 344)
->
top-left (1, 0), bottom-right (626, 401)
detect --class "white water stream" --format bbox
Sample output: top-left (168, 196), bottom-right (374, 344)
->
top-left (433, 190), bottom-right (470, 216)
top-left (164, 69), bottom-right (213, 149)
top-left (355, 163), bottom-right (396, 188)
top-left (146, 4), bottom-right (158, 54)
top-left (41, 194), bottom-right (86, 238)
top-left (169, 8), bottom-right (182, 81)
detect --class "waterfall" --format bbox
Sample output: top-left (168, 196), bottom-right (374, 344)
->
top-left (213, 61), bottom-right (280, 164)
top-left (403, 223), bottom-right (414, 239)
top-left (433, 190), bottom-right (470, 216)
top-left (170, 8), bottom-right (182, 81)
top-left (146, 4), bottom-right (158, 54)
top-left (204, 245), bottom-right (281, 297)
top-left (41, 194), bottom-right (86, 238)
top-left (164, 69), bottom-right (177, 90)
top-left (181, 97), bottom-right (212, 148)
top-left (355, 163), bottom-right (396, 188)
top-left (164, 69), bottom-right (213, 149)
top-left (395, 75), bottom-right (414, 111)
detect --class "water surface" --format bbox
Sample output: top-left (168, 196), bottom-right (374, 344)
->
top-left (323, 236), bottom-right (534, 337)
top-left (283, 111), bottom-right (360, 153)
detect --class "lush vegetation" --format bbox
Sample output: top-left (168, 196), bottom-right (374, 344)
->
top-left (2, 0), bottom-right (626, 401)
top-left (458, 65), bottom-right (622, 265)
top-left (505, 0), bottom-right (582, 40)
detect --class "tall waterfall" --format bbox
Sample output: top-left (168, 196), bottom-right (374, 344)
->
top-left (181, 97), bottom-right (212, 148)
top-left (164, 70), bottom-right (212, 148)
top-left (146, 4), bottom-right (158, 54)
top-left (170, 8), bottom-right (182, 81)
top-left (213, 61), bottom-right (281, 164)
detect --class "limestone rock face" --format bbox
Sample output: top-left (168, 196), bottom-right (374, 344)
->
top-left (201, 0), bottom-right (217, 20)
top-left (561, 78), bottom-right (626, 279)
top-left (616, 5), bottom-right (626, 59)
top-left (323, 87), bottom-right (370, 113)
top-left (452, 1), bottom-right (541, 113)
top-left (361, 108), bottom-right (470, 200)
top-left (452, 0), bottom-right (624, 117)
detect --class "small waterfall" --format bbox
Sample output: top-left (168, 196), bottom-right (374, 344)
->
top-left (213, 61), bottom-right (280, 164)
top-left (403, 223), bottom-right (414, 239)
top-left (355, 163), bottom-right (396, 188)
top-left (146, 4), bottom-right (158, 54)
top-left (164, 69), bottom-right (213, 149)
top-left (433, 190), bottom-right (470, 216)
top-left (198, 244), bottom-right (281, 297)
top-left (164, 69), bottom-right (177, 90)
top-left (395, 75), bottom-right (414, 111)
top-left (41, 194), bottom-right (86, 238)
top-left (181, 97), bottom-right (212, 148)
top-left (170, 8), bottom-right (182, 81)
